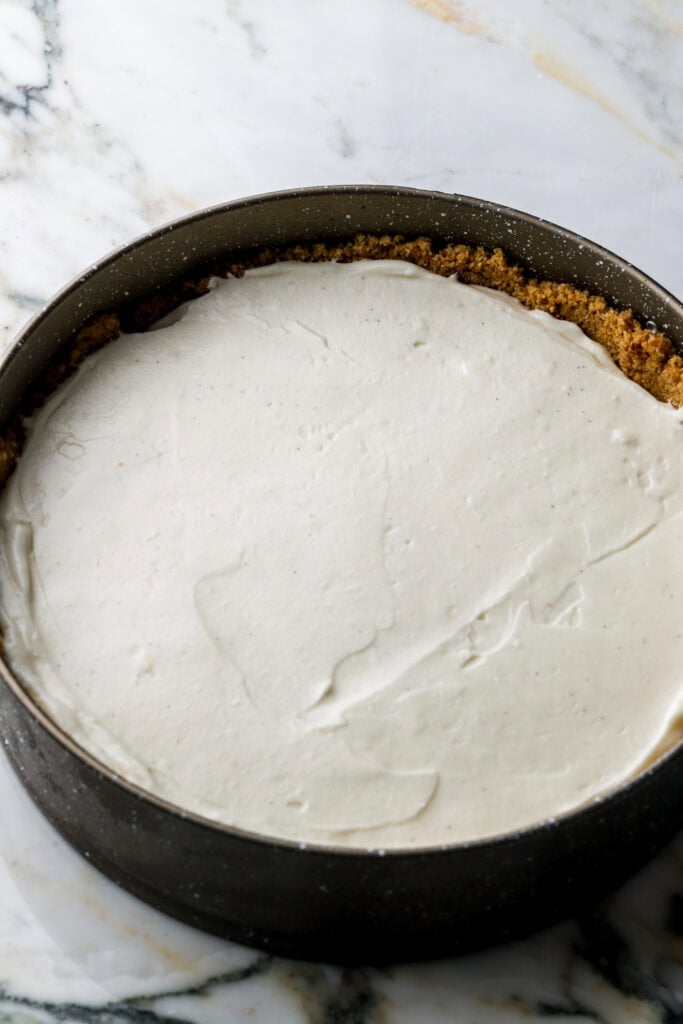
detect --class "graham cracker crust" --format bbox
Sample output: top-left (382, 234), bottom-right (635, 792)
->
top-left (1, 233), bottom-right (681, 485)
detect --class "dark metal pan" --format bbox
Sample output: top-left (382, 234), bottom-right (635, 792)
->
top-left (1, 186), bottom-right (682, 965)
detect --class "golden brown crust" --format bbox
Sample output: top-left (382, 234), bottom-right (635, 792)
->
top-left (253, 235), bottom-right (683, 407)
top-left (1, 233), bottom-right (680, 486)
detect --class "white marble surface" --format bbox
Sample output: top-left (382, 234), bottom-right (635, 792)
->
top-left (0, 0), bottom-right (682, 1020)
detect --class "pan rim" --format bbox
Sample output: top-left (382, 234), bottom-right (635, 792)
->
top-left (1, 182), bottom-right (682, 861)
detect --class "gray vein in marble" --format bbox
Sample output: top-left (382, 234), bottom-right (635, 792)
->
top-left (0, 0), bottom-right (174, 329)
top-left (413, 0), bottom-right (682, 166)
top-left (0, 958), bottom-right (386, 1024)
top-left (127, 957), bottom-right (272, 1004)
top-left (575, 915), bottom-right (677, 1021)
top-left (7, 291), bottom-right (46, 313)
top-left (545, 0), bottom-right (683, 156)
top-left (273, 965), bottom-right (382, 1024)
top-left (0, 0), bottom-right (59, 117)
top-left (224, 0), bottom-right (267, 60)
top-left (335, 117), bottom-right (356, 160)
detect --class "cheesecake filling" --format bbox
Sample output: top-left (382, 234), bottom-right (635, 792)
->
top-left (1, 258), bottom-right (683, 848)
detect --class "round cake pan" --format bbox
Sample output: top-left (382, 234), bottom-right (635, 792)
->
top-left (1, 186), bottom-right (682, 965)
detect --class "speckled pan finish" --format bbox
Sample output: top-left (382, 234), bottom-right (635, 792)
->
top-left (0, 186), bottom-right (682, 965)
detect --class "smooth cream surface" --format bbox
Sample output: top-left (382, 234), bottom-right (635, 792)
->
top-left (2, 259), bottom-right (683, 848)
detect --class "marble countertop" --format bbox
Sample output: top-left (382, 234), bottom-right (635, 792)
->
top-left (1, 0), bottom-right (682, 1020)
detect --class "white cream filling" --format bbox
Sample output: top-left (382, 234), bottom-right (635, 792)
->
top-left (1, 259), bottom-right (683, 848)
